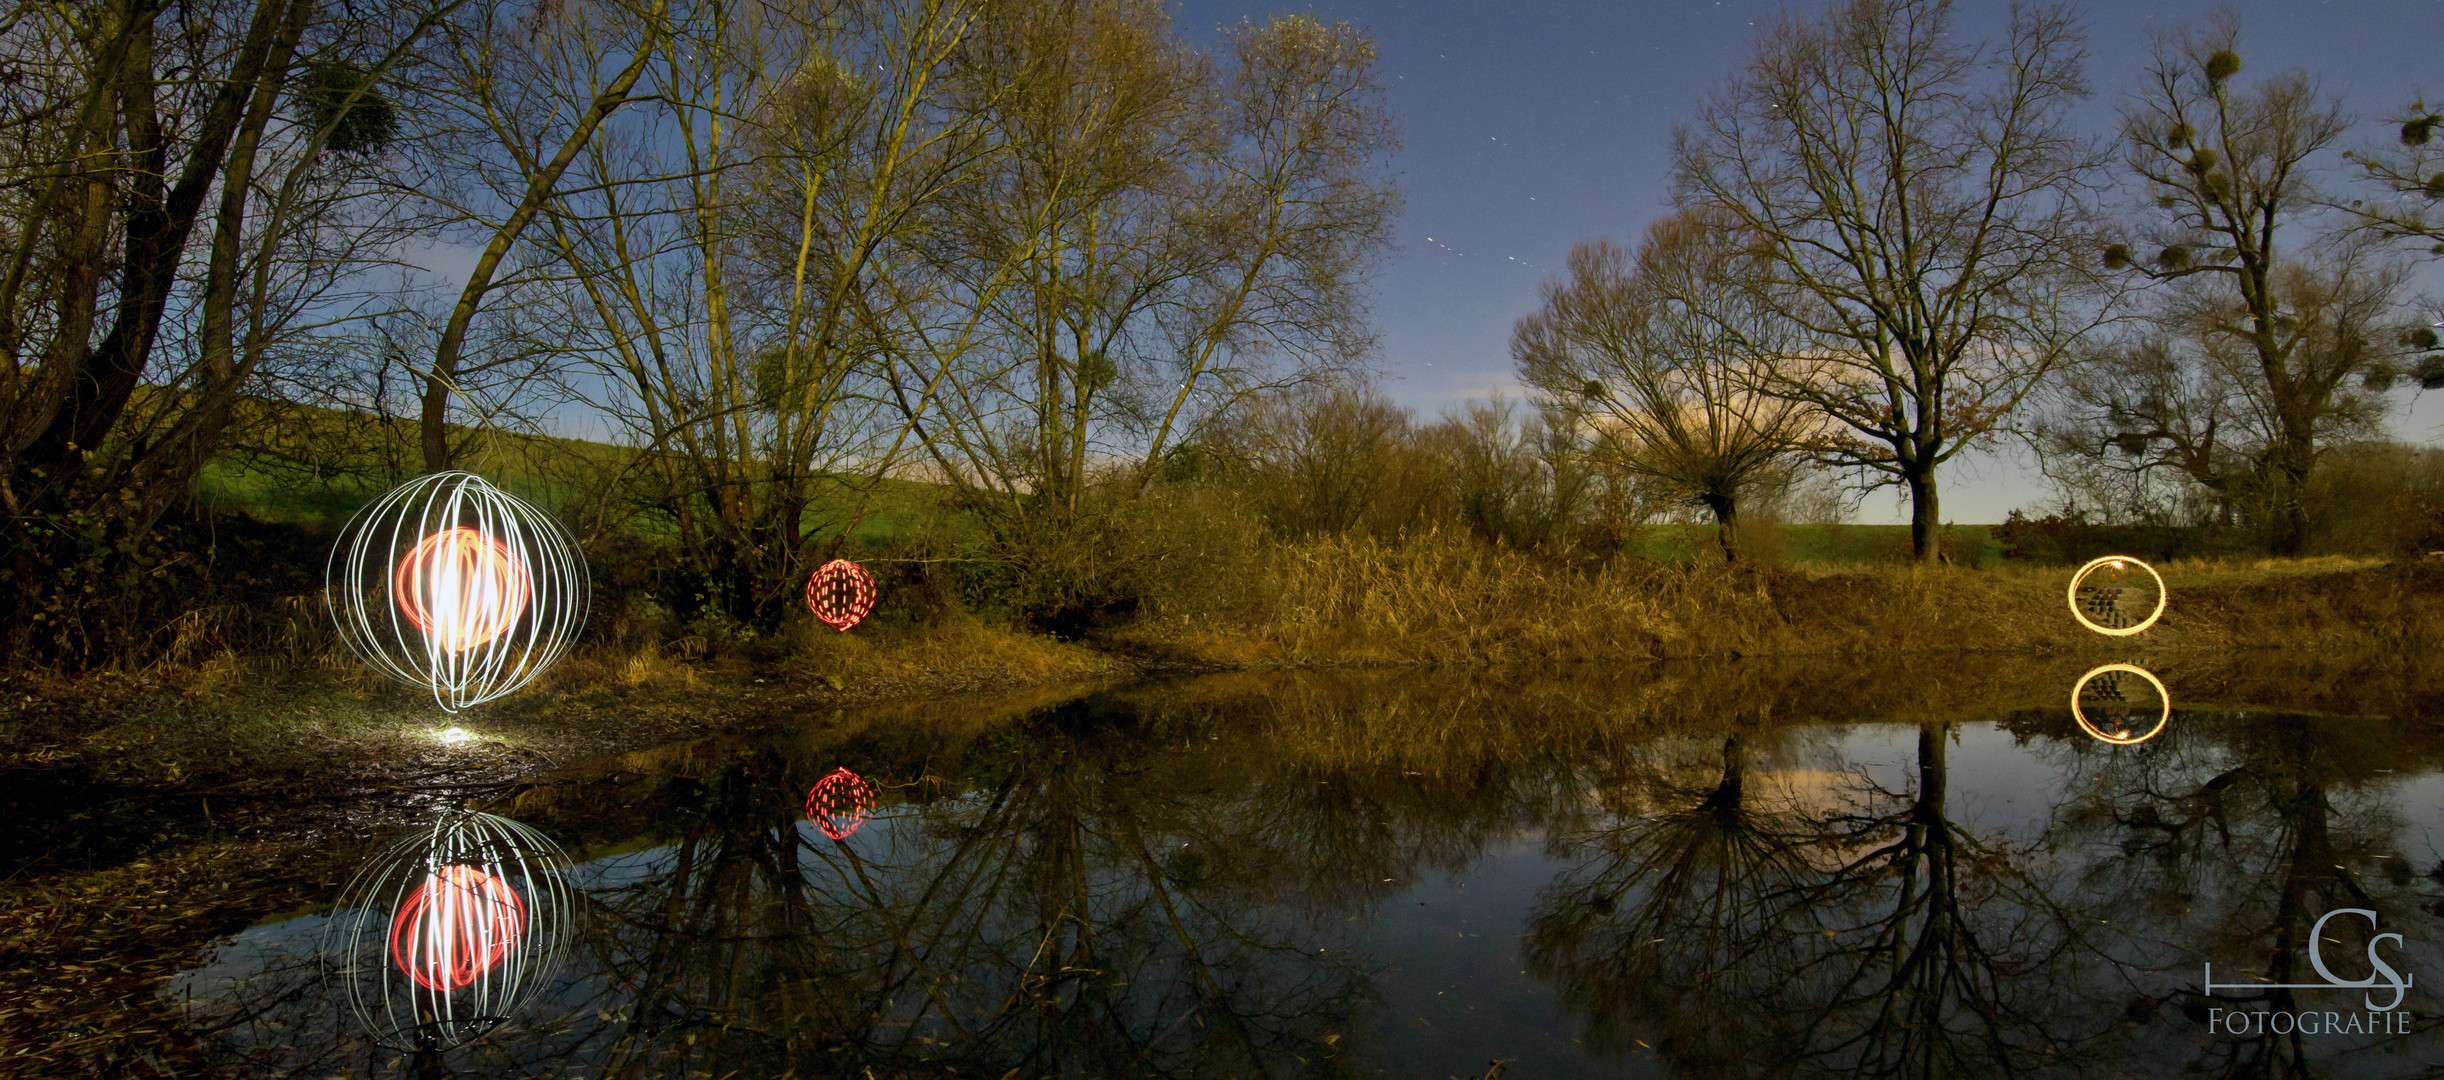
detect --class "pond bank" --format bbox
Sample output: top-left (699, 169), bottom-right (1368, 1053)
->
top-left (2, 556), bottom-right (2438, 1073)
top-left (5, 555), bottom-right (2437, 865)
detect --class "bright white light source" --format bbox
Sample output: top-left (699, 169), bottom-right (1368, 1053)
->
top-left (327, 472), bottom-right (588, 713)
top-left (436, 727), bottom-right (475, 745)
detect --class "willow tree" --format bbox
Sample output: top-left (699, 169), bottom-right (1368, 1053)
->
top-left (1672, 0), bottom-right (2104, 562)
top-left (904, 2), bottom-right (1396, 534)
top-left (1514, 209), bottom-right (1810, 563)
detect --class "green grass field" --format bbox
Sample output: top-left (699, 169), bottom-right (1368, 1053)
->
top-left (1629, 522), bottom-right (2004, 567)
top-left (192, 412), bottom-right (968, 551)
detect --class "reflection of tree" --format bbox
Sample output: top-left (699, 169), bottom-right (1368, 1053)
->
top-left (166, 667), bottom-right (2444, 1078)
top-left (440, 691), bottom-right (1563, 1078)
top-left (1530, 723), bottom-right (2114, 1078)
top-left (1524, 733), bottom-right (1816, 1066)
top-left (2042, 712), bottom-right (2433, 1079)
top-left (1786, 723), bottom-right (2104, 1076)
top-left (550, 716), bottom-right (1380, 1078)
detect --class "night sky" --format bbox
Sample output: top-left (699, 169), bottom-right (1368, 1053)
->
top-left (1171, 0), bottom-right (2444, 523)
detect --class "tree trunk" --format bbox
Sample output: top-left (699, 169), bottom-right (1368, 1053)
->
top-left (2265, 443), bottom-right (2313, 558)
top-left (1916, 722), bottom-right (1948, 823)
top-left (1906, 467), bottom-right (1942, 563)
top-left (1702, 491), bottom-right (1740, 563)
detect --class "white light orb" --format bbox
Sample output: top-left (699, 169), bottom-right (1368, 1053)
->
top-left (327, 472), bottom-right (588, 712)
top-left (322, 811), bottom-right (577, 1050)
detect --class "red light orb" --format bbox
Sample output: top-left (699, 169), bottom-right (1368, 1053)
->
top-left (806, 766), bottom-right (876, 840)
top-left (388, 864), bottom-right (529, 993)
top-left (805, 558), bottom-right (876, 632)
top-left (395, 527), bottom-right (532, 654)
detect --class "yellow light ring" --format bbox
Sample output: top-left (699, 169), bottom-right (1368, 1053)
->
top-left (2066, 555), bottom-right (2167, 637)
top-left (2071, 663), bottom-right (2171, 745)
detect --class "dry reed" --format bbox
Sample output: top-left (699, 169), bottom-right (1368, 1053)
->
top-left (1135, 533), bottom-right (2444, 667)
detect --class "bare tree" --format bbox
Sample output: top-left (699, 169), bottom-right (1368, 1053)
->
top-left (1672, 0), bottom-right (2105, 562)
top-left (405, 0), bottom-right (671, 472)
top-left (911, 0), bottom-right (1210, 533)
top-left (1515, 210), bottom-right (1811, 562)
top-left (900, 3), bottom-right (1395, 542)
top-left (521, 0), bottom-right (995, 627)
top-left (2343, 99), bottom-right (2444, 385)
top-left (2347, 99), bottom-right (2444, 257)
top-left (2064, 19), bottom-right (2422, 554)
top-left (2043, 240), bottom-right (2412, 544)
top-left (1129, 15), bottom-right (1399, 492)
top-left (0, 0), bottom-right (463, 661)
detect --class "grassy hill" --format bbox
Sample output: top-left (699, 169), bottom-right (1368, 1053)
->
top-left (190, 403), bottom-right (968, 550)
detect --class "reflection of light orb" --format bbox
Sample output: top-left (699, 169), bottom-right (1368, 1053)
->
top-left (2067, 555), bottom-right (2167, 637)
top-left (805, 559), bottom-right (877, 632)
top-left (806, 766), bottom-right (875, 840)
top-left (324, 811), bottom-right (575, 1050)
top-left (389, 864), bottom-right (527, 992)
top-left (395, 527), bottom-right (530, 653)
top-left (2072, 663), bottom-right (2171, 745)
top-left (327, 473), bottom-right (587, 712)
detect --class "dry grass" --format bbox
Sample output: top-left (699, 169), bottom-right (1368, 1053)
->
top-left (780, 610), bottom-right (1123, 686)
top-left (1112, 533), bottom-right (2444, 667)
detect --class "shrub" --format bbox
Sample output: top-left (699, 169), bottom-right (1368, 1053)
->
top-left (1993, 509), bottom-right (2259, 564)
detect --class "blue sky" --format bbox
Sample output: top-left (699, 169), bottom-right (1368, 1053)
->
top-left (1171, 0), bottom-right (2444, 523)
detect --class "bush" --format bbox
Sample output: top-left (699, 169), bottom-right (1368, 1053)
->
top-left (2, 503), bottom-right (333, 670)
top-left (988, 485), bottom-right (1266, 639)
top-left (1993, 509), bottom-right (2259, 565)
top-left (2305, 443), bottom-right (2444, 556)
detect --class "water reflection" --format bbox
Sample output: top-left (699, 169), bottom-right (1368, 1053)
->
top-left (2072, 663), bottom-right (2171, 745)
top-left (170, 663), bottom-right (2444, 1078)
top-left (323, 810), bottom-right (575, 1051)
top-left (802, 765), bottom-right (874, 839)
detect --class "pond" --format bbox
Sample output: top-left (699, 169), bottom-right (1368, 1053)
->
top-left (167, 658), bottom-right (2444, 1078)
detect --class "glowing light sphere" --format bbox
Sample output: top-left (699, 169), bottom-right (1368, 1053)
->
top-left (390, 864), bottom-right (527, 993)
top-left (2066, 555), bottom-right (2167, 637)
top-left (327, 472), bottom-right (588, 712)
top-left (324, 811), bottom-right (575, 1050)
top-left (805, 558), bottom-right (877, 632)
top-left (2071, 663), bottom-right (2172, 745)
top-left (805, 766), bottom-right (876, 840)
top-left (395, 527), bottom-right (530, 653)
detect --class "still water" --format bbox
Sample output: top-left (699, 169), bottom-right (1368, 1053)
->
top-left (170, 661), bottom-right (2444, 1077)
